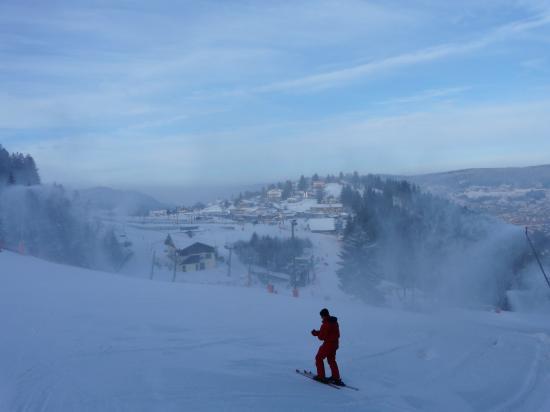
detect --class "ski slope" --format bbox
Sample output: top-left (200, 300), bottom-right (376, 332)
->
top-left (2, 251), bottom-right (550, 411)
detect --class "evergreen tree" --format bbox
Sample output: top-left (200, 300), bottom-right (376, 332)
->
top-left (102, 228), bottom-right (125, 270)
top-left (282, 180), bottom-right (293, 200)
top-left (0, 145), bottom-right (10, 177)
top-left (234, 233), bottom-right (312, 276)
top-left (337, 227), bottom-right (384, 304)
top-left (192, 202), bottom-right (205, 210)
top-left (0, 145), bottom-right (41, 186)
top-left (316, 188), bottom-right (324, 204)
top-left (341, 185), bottom-right (354, 207)
top-left (237, 192), bottom-right (243, 203)
top-left (0, 216), bottom-right (5, 248)
top-left (164, 234), bottom-right (175, 248)
top-left (351, 171), bottom-right (360, 188)
top-left (298, 175), bottom-right (308, 191)
top-left (23, 155), bottom-right (40, 185)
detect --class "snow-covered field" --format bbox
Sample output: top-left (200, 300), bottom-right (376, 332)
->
top-left (117, 219), bottom-right (344, 299)
top-left (2, 251), bottom-right (550, 411)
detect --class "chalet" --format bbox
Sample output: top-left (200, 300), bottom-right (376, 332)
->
top-left (165, 237), bottom-right (217, 272)
top-left (267, 189), bottom-right (283, 201)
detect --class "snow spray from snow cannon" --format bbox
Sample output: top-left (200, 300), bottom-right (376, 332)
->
top-left (525, 227), bottom-right (550, 291)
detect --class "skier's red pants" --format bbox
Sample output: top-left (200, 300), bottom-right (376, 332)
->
top-left (315, 343), bottom-right (340, 380)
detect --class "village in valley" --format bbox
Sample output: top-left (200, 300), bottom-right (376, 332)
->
top-left (96, 166), bottom-right (550, 300)
top-left (111, 176), bottom-right (350, 299)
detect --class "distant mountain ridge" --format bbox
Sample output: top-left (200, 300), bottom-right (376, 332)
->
top-left (407, 164), bottom-right (550, 190)
top-left (401, 164), bottom-right (550, 235)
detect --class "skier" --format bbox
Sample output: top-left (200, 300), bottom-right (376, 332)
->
top-left (311, 308), bottom-right (344, 386)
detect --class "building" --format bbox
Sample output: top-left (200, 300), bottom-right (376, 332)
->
top-left (149, 209), bottom-right (168, 217)
top-left (267, 189), bottom-right (283, 201)
top-left (200, 204), bottom-right (228, 217)
top-left (309, 203), bottom-right (344, 215)
top-left (165, 237), bottom-right (217, 272)
top-left (294, 190), bottom-right (307, 200)
top-left (307, 218), bottom-right (336, 234)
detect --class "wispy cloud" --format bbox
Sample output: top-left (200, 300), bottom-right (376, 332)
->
top-left (521, 57), bottom-right (548, 71)
top-left (253, 13), bottom-right (550, 94)
top-left (377, 87), bottom-right (471, 106)
top-left (2, 1), bottom-right (550, 186)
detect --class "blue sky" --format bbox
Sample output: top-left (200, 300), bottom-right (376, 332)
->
top-left (1, 0), bottom-right (550, 189)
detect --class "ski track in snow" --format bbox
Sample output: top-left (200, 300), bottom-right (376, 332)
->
top-left (489, 338), bottom-right (548, 412)
top-left (2, 244), bottom-right (550, 411)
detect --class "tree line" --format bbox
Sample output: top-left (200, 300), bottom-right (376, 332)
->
top-left (337, 175), bottom-right (533, 308)
top-left (234, 233), bottom-right (312, 276)
top-left (0, 144), bottom-right (40, 186)
top-left (0, 145), bottom-right (127, 271)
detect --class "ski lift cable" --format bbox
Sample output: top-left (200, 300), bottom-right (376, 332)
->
top-left (525, 226), bottom-right (550, 291)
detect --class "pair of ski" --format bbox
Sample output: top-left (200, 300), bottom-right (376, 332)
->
top-left (295, 369), bottom-right (359, 391)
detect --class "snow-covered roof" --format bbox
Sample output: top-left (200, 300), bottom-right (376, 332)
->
top-left (230, 206), bottom-right (259, 213)
top-left (310, 203), bottom-right (343, 209)
top-left (283, 199), bottom-right (318, 213)
top-left (200, 205), bottom-right (225, 214)
top-left (308, 218), bottom-right (336, 232)
top-left (177, 242), bottom-right (215, 256)
top-left (168, 236), bottom-right (215, 252)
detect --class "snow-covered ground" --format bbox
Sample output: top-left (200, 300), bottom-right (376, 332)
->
top-left (2, 251), bottom-right (550, 411)
top-left (117, 219), bottom-right (345, 300)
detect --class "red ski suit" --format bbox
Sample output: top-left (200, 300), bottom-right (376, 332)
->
top-left (312, 316), bottom-right (340, 380)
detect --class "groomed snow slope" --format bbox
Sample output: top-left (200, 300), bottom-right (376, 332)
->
top-left (2, 251), bottom-right (550, 411)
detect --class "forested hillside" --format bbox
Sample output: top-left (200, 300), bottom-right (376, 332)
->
top-left (338, 176), bottom-right (533, 308)
top-left (0, 145), bottom-right (127, 271)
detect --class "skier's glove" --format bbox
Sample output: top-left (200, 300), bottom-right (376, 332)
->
top-left (311, 329), bottom-right (318, 336)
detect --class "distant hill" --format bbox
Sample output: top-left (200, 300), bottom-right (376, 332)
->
top-left (402, 164), bottom-right (550, 236)
top-left (76, 186), bottom-right (168, 216)
top-left (407, 164), bottom-right (550, 191)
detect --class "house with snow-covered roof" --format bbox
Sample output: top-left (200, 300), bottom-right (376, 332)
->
top-left (164, 237), bottom-right (217, 272)
top-left (267, 188), bottom-right (283, 201)
top-left (199, 204), bottom-right (227, 217)
top-left (312, 181), bottom-right (326, 189)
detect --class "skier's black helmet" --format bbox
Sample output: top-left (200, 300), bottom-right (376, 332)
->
top-left (320, 308), bottom-right (330, 317)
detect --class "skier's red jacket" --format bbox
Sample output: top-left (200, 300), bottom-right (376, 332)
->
top-left (313, 316), bottom-right (340, 347)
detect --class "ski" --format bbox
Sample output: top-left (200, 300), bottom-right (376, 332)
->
top-left (295, 369), bottom-right (341, 389)
top-left (296, 369), bottom-right (360, 391)
top-left (340, 383), bottom-right (359, 391)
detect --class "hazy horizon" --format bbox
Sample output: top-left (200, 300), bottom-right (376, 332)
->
top-left (60, 160), bottom-right (550, 205)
